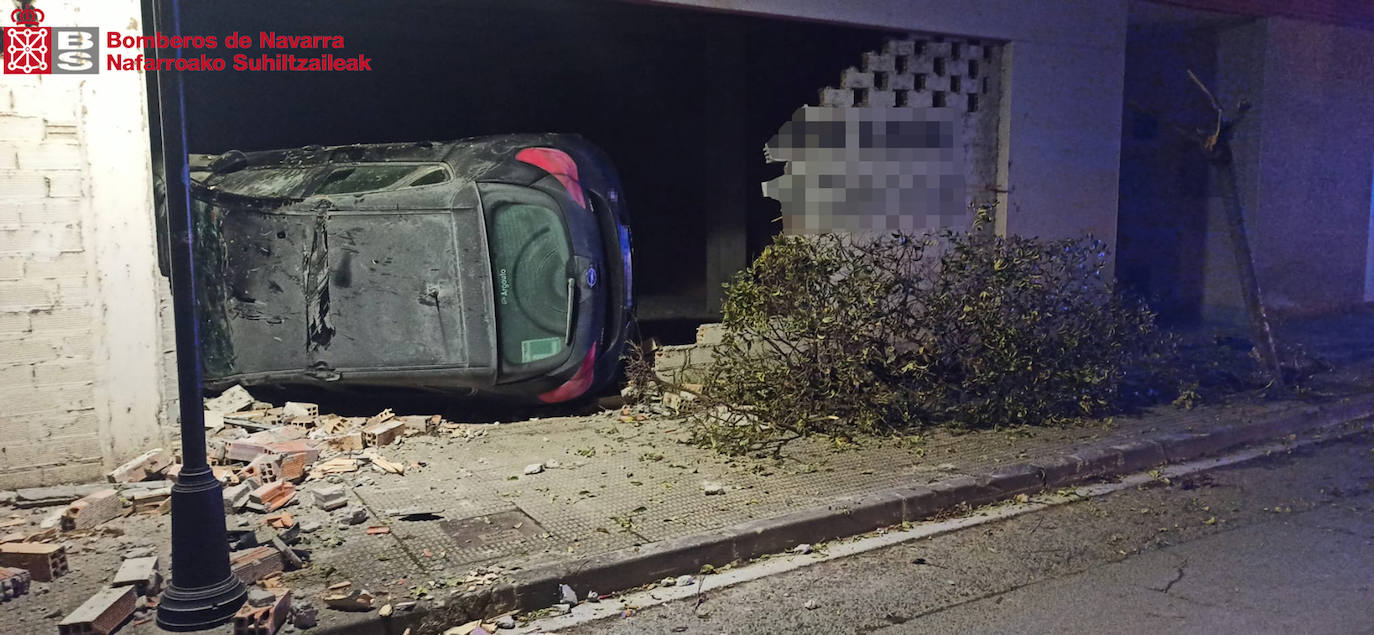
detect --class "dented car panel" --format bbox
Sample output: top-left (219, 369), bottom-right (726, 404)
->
top-left (189, 134), bottom-right (632, 402)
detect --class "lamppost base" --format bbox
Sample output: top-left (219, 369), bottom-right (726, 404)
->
top-left (155, 569), bottom-right (246, 631)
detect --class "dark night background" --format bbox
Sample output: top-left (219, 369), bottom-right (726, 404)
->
top-left (170, 0), bottom-right (897, 320)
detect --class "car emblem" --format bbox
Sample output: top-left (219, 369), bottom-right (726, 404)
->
top-left (586, 266), bottom-right (598, 288)
top-left (608, 189), bottom-right (619, 203)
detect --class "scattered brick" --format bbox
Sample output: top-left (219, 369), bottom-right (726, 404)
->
top-left (230, 546), bottom-right (284, 585)
top-left (278, 452), bottom-right (309, 482)
top-left (106, 448), bottom-right (173, 484)
top-left (246, 481), bottom-right (295, 514)
top-left (264, 439), bottom-right (319, 463)
top-left (110, 555), bottom-right (161, 596)
top-left (365, 526), bottom-right (390, 535)
top-left (0, 542), bottom-right (68, 582)
top-left (62, 488), bottom-right (122, 530)
top-left (58, 585), bottom-right (136, 635)
top-left (230, 587), bottom-right (291, 635)
top-left (362, 419), bottom-right (406, 448)
top-left (318, 432), bottom-right (364, 452)
top-left (323, 588), bottom-right (375, 611)
top-left (264, 512), bottom-right (295, 531)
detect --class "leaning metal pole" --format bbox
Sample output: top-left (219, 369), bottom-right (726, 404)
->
top-left (152, 0), bottom-right (248, 629)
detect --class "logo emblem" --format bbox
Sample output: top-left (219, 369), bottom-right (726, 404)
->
top-left (586, 266), bottom-right (598, 289)
top-left (3, 6), bottom-right (98, 75)
top-left (4, 5), bottom-right (49, 74)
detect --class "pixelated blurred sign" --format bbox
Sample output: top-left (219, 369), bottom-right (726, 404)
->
top-left (763, 106), bottom-right (965, 234)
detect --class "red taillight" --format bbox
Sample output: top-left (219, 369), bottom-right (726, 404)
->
top-left (538, 344), bottom-right (597, 404)
top-left (516, 147), bottom-right (586, 209)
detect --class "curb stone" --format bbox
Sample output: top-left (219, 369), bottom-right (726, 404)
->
top-left (320, 393), bottom-right (1374, 634)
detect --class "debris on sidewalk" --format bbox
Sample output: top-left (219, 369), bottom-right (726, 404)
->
top-left (205, 384), bottom-right (256, 414)
top-left (523, 463), bottom-right (545, 476)
top-left (61, 488), bottom-right (122, 530)
top-left (231, 546), bottom-right (285, 585)
top-left (310, 486), bottom-right (349, 511)
top-left (110, 555), bottom-right (161, 596)
top-left (246, 481), bottom-right (296, 514)
top-left (1, 566), bottom-right (32, 601)
top-left (106, 448), bottom-right (174, 484)
top-left (703, 481), bottom-right (725, 496)
top-left (57, 585), bottom-right (136, 635)
top-left (361, 452), bottom-right (405, 475)
top-left (323, 587), bottom-right (375, 611)
top-left (0, 542), bottom-right (68, 581)
top-left (233, 588), bottom-right (291, 635)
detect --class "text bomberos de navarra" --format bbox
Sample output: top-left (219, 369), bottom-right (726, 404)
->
top-left (104, 31), bottom-right (373, 72)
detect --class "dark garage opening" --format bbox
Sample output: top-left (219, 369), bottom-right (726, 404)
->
top-left (168, 0), bottom-right (897, 336)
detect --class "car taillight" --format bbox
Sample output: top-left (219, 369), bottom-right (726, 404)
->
top-left (538, 344), bottom-right (597, 404)
top-left (516, 147), bottom-right (586, 209)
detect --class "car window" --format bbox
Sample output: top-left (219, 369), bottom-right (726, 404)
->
top-left (409, 167), bottom-right (448, 187)
top-left (489, 203), bottom-right (571, 367)
top-left (208, 167), bottom-right (316, 198)
top-left (315, 165), bottom-right (422, 195)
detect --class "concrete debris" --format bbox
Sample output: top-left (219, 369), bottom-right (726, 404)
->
top-left (204, 410), bottom-right (226, 431)
top-left (247, 585), bottom-right (276, 607)
top-left (792, 543), bottom-right (813, 555)
top-left (703, 482), bottom-right (725, 496)
top-left (111, 555), bottom-right (161, 596)
top-left (107, 448), bottom-right (175, 484)
top-left (282, 401), bottom-right (319, 419)
top-left (804, 598), bottom-right (820, 610)
top-left (224, 481), bottom-right (256, 513)
top-left (553, 602), bottom-right (572, 615)
top-left (659, 576), bottom-right (677, 587)
top-left (0, 490), bottom-right (16, 505)
top-left (58, 586), bottom-right (136, 635)
top-left (310, 486), bottom-right (348, 511)
top-left (341, 508), bottom-right (368, 525)
top-left (0, 542), bottom-right (68, 581)
top-left (559, 583), bottom-right (578, 605)
top-left (494, 614), bottom-right (517, 629)
top-left (585, 590), bottom-right (600, 603)
top-left (13, 484), bottom-right (107, 508)
top-left (1, 566), bottom-right (32, 601)
top-left (234, 588), bottom-right (291, 635)
top-left (675, 575), bottom-right (695, 587)
top-left (523, 463), bottom-right (545, 476)
top-left (61, 488), bottom-right (122, 531)
top-left (300, 521), bottom-right (322, 534)
top-left (205, 385), bottom-right (256, 414)
top-left (309, 457), bottom-right (359, 480)
top-left (291, 602), bottom-right (318, 628)
top-left (323, 588), bottom-right (375, 611)
top-left (378, 603), bottom-right (394, 617)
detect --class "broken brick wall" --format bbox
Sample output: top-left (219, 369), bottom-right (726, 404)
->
top-left (0, 0), bottom-right (176, 488)
top-left (764, 36), bottom-right (1003, 234)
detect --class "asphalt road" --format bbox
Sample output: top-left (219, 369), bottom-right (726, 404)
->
top-left (559, 433), bottom-right (1374, 635)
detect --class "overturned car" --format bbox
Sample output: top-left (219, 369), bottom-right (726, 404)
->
top-left (188, 134), bottom-right (633, 403)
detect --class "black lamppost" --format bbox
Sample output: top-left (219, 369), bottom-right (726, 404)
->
top-left (151, 0), bottom-right (247, 629)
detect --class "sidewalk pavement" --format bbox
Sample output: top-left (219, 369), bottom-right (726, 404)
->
top-left (4, 312), bottom-right (1374, 635)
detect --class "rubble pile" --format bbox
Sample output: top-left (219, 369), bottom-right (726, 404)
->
top-left (0, 384), bottom-right (457, 634)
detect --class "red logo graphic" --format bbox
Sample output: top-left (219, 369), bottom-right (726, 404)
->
top-left (4, 5), bottom-right (51, 74)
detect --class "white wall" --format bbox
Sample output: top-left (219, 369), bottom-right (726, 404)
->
top-left (649, 0), bottom-right (1131, 245)
top-left (1208, 16), bottom-right (1374, 320)
top-left (0, 0), bottom-right (170, 488)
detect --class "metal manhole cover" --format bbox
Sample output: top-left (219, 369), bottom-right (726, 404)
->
top-left (439, 508), bottom-right (546, 549)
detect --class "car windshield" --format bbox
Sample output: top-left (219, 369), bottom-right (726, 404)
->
top-left (489, 202), bottom-right (572, 367)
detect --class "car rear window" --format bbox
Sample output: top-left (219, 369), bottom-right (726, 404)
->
top-left (489, 203), bottom-right (572, 367)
